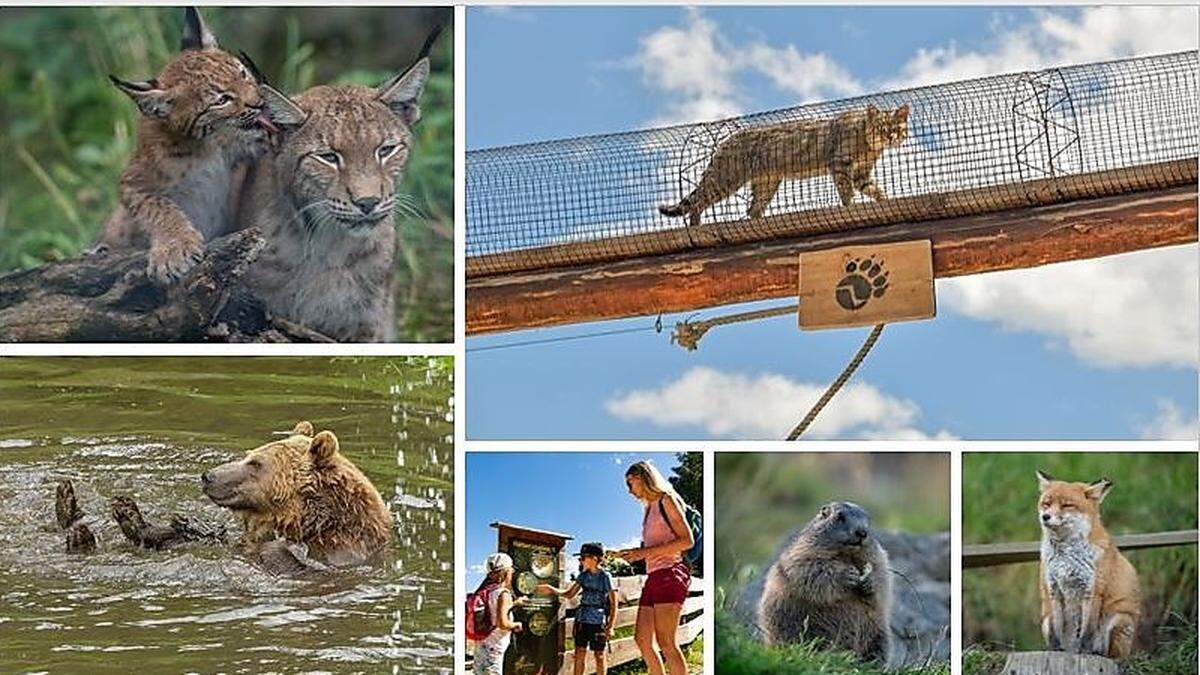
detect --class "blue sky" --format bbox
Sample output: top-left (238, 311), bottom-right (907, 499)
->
top-left (466, 6), bottom-right (1199, 441)
top-left (465, 452), bottom-right (683, 589)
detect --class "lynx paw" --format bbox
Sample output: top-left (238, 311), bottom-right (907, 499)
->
top-left (148, 231), bottom-right (204, 284)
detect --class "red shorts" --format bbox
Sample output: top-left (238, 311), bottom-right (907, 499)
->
top-left (639, 561), bottom-right (690, 606)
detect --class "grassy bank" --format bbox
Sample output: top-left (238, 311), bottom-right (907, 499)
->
top-left (717, 610), bottom-right (949, 675)
top-left (0, 8), bottom-right (452, 341)
top-left (962, 452), bottom-right (1197, 660)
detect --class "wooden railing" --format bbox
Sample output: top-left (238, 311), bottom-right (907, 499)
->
top-left (963, 529), bottom-right (1198, 568)
top-left (467, 573), bottom-right (705, 675)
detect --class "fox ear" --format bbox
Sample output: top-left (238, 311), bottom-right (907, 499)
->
top-left (110, 76), bottom-right (172, 118)
top-left (1085, 478), bottom-right (1113, 503)
top-left (181, 7), bottom-right (218, 51)
top-left (1036, 469), bottom-right (1054, 491)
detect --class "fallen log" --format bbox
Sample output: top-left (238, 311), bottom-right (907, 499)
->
top-left (0, 229), bottom-right (331, 343)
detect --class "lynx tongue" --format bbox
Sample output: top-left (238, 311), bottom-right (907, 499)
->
top-left (258, 114), bottom-right (279, 136)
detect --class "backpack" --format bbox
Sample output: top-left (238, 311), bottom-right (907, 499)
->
top-left (465, 583), bottom-right (498, 641)
top-left (660, 496), bottom-right (703, 567)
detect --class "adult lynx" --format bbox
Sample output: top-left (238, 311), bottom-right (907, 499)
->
top-left (238, 33), bottom-right (437, 342)
top-left (659, 104), bottom-right (910, 227)
top-left (97, 8), bottom-right (277, 283)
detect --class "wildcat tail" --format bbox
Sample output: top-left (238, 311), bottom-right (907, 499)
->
top-left (658, 203), bottom-right (687, 218)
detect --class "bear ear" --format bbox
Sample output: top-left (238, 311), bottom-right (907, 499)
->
top-left (310, 430), bottom-right (339, 466)
top-left (292, 421), bottom-right (314, 436)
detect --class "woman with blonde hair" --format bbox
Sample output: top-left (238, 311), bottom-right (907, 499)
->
top-left (617, 461), bottom-right (694, 675)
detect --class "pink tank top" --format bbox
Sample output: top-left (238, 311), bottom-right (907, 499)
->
top-left (642, 495), bottom-right (683, 573)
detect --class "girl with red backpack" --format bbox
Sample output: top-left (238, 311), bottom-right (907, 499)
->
top-left (467, 552), bottom-right (528, 674)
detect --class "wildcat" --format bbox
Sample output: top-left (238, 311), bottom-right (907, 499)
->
top-left (96, 8), bottom-right (277, 283)
top-left (659, 104), bottom-right (910, 227)
top-left (237, 30), bottom-right (438, 342)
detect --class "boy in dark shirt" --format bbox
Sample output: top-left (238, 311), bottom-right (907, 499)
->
top-left (537, 542), bottom-right (618, 675)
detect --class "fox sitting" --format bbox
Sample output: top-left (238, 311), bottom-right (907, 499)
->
top-left (1036, 470), bottom-right (1140, 659)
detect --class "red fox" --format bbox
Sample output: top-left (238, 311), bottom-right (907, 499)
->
top-left (1036, 470), bottom-right (1141, 659)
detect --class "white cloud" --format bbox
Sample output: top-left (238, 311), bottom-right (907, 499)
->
top-left (605, 366), bottom-right (955, 440)
top-left (743, 44), bottom-right (863, 102)
top-left (887, 7), bottom-right (1198, 89)
top-left (635, 8), bottom-right (741, 125)
top-left (940, 246), bottom-right (1199, 369)
top-left (632, 7), bottom-right (1197, 125)
top-left (1139, 400), bottom-right (1199, 441)
top-left (633, 9), bottom-right (862, 125)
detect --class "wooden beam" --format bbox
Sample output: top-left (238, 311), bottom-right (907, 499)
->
top-left (467, 185), bottom-right (1197, 335)
top-left (963, 529), bottom-right (1198, 569)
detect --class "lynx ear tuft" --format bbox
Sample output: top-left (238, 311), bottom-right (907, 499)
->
top-left (181, 7), bottom-right (218, 51)
top-left (376, 58), bottom-right (429, 127)
top-left (109, 75), bottom-right (172, 118)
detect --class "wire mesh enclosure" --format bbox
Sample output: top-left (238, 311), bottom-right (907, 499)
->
top-left (467, 51), bottom-right (1199, 278)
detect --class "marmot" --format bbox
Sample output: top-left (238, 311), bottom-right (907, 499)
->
top-left (757, 501), bottom-right (892, 665)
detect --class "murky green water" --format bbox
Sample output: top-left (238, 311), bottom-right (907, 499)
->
top-left (0, 357), bottom-right (454, 674)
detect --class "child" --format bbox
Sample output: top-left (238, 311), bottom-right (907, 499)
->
top-left (537, 542), bottom-right (618, 675)
top-left (472, 552), bottom-right (527, 675)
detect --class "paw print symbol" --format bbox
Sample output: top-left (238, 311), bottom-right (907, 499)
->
top-left (835, 257), bottom-right (889, 311)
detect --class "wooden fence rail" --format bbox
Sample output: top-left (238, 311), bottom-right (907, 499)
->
top-left (963, 529), bottom-right (1198, 569)
top-left (467, 574), bottom-right (704, 675)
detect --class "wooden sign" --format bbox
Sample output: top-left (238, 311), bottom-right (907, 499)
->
top-left (798, 240), bottom-right (935, 330)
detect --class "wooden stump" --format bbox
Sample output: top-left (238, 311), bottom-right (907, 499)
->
top-left (1002, 651), bottom-right (1120, 675)
top-left (0, 229), bottom-right (331, 343)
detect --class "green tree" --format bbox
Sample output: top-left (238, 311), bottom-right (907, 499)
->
top-left (669, 452), bottom-right (703, 513)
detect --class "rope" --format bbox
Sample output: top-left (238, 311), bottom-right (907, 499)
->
top-left (671, 303), bottom-right (799, 351)
top-left (787, 323), bottom-right (885, 441)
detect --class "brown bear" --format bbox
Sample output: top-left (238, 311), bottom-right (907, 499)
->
top-left (201, 421), bottom-right (393, 571)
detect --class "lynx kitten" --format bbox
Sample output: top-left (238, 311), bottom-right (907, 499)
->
top-left (97, 8), bottom-right (278, 283)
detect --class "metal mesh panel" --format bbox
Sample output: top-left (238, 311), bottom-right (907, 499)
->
top-left (467, 51), bottom-right (1198, 278)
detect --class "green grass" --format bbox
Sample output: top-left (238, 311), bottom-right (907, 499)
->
top-left (962, 452), bottom-right (1197, 658)
top-left (963, 625), bottom-right (1198, 675)
top-left (0, 8), bottom-right (452, 341)
top-left (717, 610), bottom-right (948, 675)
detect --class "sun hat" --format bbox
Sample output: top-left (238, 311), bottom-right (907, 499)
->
top-left (486, 552), bottom-right (514, 572)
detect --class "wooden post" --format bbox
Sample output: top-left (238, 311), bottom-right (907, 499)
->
top-left (1002, 651), bottom-right (1119, 675)
top-left (467, 185), bottom-right (1197, 335)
